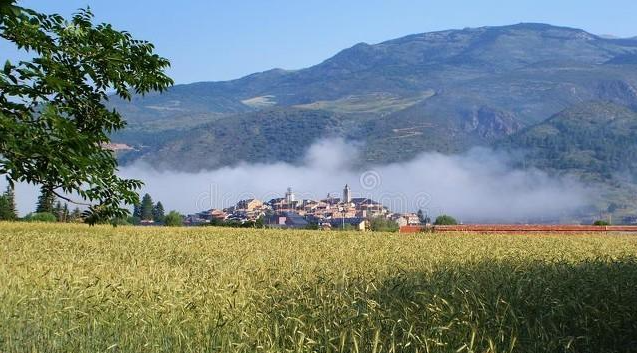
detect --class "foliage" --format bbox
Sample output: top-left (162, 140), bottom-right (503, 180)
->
top-left (417, 209), bottom-right (430, 224)
top-left (593, 220), bottom-right (610, 226)
top-left (500, 102), bottom-right (637, 179)
top-left (52, 201), bottom-right (69, 222)
top-left (110, 216), bottom-right (130, 226)
top-left (2, 224), bottom-right (637, 352)
top-left (0, 1), bottom-right (172, 224)
top-left (23, 212), bottom-right (56, 222)
top-left (127, 215), bottom-right (141, 226)
top-left (152, 201), bottom-right (165, 223)
top-left (35, 187), bottom-right (54, 214)
top-left (163, 210), bottom-right (182, 227)
top-left (70, 207), bottom-right (82, 222)
top-left (304, 222), bottom-right (319, 230)
top-left (132, 203), bottom-right (141, 219)
top-left (0, 185), bottom-right (17, 220)
top-left (369, 216), bottom-right (399, 232)
top-left (139, 193), bottom-right (154, 221)
top-left (434, 214), bottom-right (458, 225)
top-left (0, 194), bottom-right (9, 220)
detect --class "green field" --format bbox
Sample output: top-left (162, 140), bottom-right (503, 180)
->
top-left (1, 223), bottom-right (637, 353)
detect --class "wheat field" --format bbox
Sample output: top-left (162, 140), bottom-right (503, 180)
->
top-left (1, 222), bottom-right (636, 353)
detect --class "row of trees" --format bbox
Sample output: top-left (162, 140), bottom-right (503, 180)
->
top-left (1, 188), bottom-right (182, 226)
top-left (0, 186), bottom-right (85, 223)
top-left (28, 187), bottom-right (83, 222)
top-left (132, 193), bottom-right (182, 226)
top-left (133, 193), bottom-right (165, 223)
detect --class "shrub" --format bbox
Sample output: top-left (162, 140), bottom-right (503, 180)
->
top-left (593, 220), bottom-right (610, 226)
top-left (370, 217), bottom-right (399, 232)
top-left (434, 214), bottom-right (458, 225)
top-left (24, 212), bottom-right (57, 223)
top-left (164, 211), bottom-right (183, 227)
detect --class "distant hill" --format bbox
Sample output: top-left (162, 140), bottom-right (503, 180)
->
top-left (110, 24), bottom-right (637, 194)
top-left (500, 101), bottom-right (637, 179)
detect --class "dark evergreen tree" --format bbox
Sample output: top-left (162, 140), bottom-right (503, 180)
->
top-left (133, 203), bottom-right (142, 219)
top-left (4, 185), bottom-right (17, 220)
top-left (53, 201), bottom-right (63, 222)
top-left (36, 187), bottom-right (55, 214)
top-left (0, 195), bottom-right (9, 221)
top-left (153, 201), bottom-right (165, 223)
top-left (71, 207), bottom-right (82, 222)
top-left (140, 193), bottom-right (154, 221)
top-left (0, 185), bottom-right (17, 220)
top-left (62, 203), bottom-right (70, 222)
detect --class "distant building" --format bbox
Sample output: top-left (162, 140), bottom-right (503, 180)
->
top-left (393, 213), bottom-right (421, 227)
top-left (285, 187), bottom-right (295, 204)
top-left (266, 211), bottom-right (309, 229)
top-left (343, 184), bottom-right (352, 204)
top-left (329, 217), bottom-right (368, 231)
top-left (236, 199), bottom-right (263, 212)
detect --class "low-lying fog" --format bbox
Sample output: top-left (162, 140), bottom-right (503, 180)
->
top-left (5, 138), bottom-right (593, 222)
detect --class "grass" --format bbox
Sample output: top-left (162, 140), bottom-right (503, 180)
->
top-left (1, 223), bottom-right (637, 352)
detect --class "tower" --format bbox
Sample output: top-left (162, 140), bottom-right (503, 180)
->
top-left (285, 187), bottom-right (295, 206)
top-left (343, 184), bottom-right (351, 204)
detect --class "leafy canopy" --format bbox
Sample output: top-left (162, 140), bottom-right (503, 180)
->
top-left (0, 1), bottom-right (172, 224)
top-left (434, 214), bottom-right (458, 225)
top-left (164, 211), bottom-right (182, 227)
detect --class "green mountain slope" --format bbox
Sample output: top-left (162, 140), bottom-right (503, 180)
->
top-left (128, 109), bottom-right (345, 171)
top-left (110, 23), bottom-right (637, 173)
top-left (500, 101), bottom-right (637, 180)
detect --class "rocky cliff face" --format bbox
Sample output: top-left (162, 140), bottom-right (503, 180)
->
top-left (463, 107), bottom-right (522, 139)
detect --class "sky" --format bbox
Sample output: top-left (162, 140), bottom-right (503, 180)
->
top-left (4, 0), bottom-right (636, 84)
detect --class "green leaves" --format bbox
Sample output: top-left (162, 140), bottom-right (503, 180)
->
top-left (0, 4), bottom-right (173, 224)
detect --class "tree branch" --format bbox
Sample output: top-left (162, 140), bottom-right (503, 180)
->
top-left (51, 189), bottom-right (92, 206)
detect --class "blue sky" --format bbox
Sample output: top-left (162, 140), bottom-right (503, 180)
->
top-left (4, 0), bottom-right (637, 84)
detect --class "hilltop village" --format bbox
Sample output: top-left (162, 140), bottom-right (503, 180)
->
top-left (185, 185), bottom-right (422, 231)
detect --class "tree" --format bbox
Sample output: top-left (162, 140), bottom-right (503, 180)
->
top-left (434, 214), bottom-right (458, 225)
top-left (370, 217), bottom-right (399, 232)
top-left (70, 207), bottom-right (82, 222)
top-left (36, 187), bottom-right (54, 214)
top-left (53, 200), bottom-right (63, 221)
top-left (152, 201), bottom-right (165, 223)
top-left (0, 184), bottom-right (17, 220)
top-left (133, 203), bottom-right (142, 219)
top-left (62, 203), bottom-right (69, 222)
top-left (164, 211), bottom-right (183, 227)
top-left (417, 209), bottom-right (431, 225)
top-left (593, 220), bottom-right (610, 226)
top-left (139, 193), bottom-right (154, 221)
top-left (0, 2), bottom-right (172, 224)
top-left (4, 184), bottom-right (16, 219)
top-left (0, 194), bottom-right (9, 220)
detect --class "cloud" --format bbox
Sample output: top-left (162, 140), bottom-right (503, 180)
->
top-left (115, 138), bottom-right (592, 223)
top-left (2, 138), bottom-right (593, 222)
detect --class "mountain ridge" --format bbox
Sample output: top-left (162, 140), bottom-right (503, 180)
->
top-left (110, 23), bottom-right (637, 179)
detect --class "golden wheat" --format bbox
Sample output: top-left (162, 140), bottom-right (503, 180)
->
top-left (1, 222), bottom-right (636, 352)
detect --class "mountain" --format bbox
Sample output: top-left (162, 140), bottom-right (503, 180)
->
top-left (111, 23), bottom-right (637, 173)
top-left (500, 101), bottom-right (637, 179)
top-left (498, 101), bottom-right (637, 219)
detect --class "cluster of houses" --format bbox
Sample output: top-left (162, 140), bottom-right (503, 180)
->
top-left (185, 185), bottom-right (422, 231)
